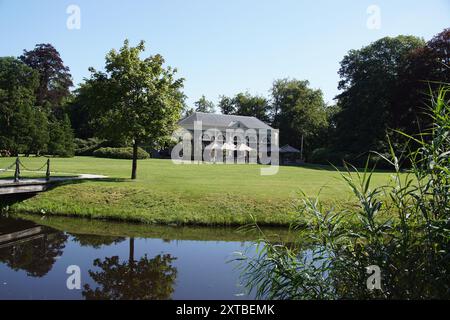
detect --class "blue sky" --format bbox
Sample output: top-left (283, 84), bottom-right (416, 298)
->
top-left (0, 0), bottom-right (449, 106)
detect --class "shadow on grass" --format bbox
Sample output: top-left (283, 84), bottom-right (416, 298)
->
top-left (43, 177), bottom-right (130, 192)
top-left (0, 193), bottom-right (37, 207)
top-left (287, 163), bottom-right (393, 173)
top-left (0, 177), bottom-right (129, 207)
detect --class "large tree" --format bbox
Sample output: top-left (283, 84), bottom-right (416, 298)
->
top-left (20, 43), bottom-right (73, 108)
top-left (393, 29), bottom-right (450, 135)
top-left (19, 44), bottom-right (76, 157)
top-left (0, 57), bottom-right (50, 155)
top-left (194, 95), bottom-right (215, 113)
top-left (218, 95), bottom-right (236, 115)
top-left (85, 40), bottom-right (185, 179)
top-left (271, 79), bottom-right (328, 155)
top-left (334, 35), bottom-right (425, 155)
top-left (218, 92), bottom-right (271, 123)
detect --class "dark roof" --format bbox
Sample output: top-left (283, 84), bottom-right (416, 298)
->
top-left (179, 112), bottom-right (273, 130)
top-left (279, 145), bottom-right (301, 153)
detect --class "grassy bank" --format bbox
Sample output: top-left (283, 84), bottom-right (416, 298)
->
top-left (1, 156), bottom-right (395, 226)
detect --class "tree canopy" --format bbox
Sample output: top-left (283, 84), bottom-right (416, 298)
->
top-left (82, 40), bottom-right (185, 178)
top-left (20, 43), bottom-right (73, 108)
top-left (218, 92), bottom-right (271, 123)
top-left (333, 35), bottom-right (426, 155)
top-left (271, 79), bottom-right (328, 154)
top-left (0, 44), bottom-right (76, 157)
top-left (0, 57), bottom-right (50, 155)
top-left (194, 95), bottom-right (215, 113)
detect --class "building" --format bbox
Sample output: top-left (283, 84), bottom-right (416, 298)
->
top-left (279, 144), bottom-right (303, 165)
top-left (177, 112), bottom-right (279, 163)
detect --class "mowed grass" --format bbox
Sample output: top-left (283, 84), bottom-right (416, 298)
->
top-left (0, 156), bottom-right (395, 226)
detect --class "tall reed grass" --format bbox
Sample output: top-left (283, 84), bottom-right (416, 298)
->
top-left (238, 86), bottom-right (450, 299)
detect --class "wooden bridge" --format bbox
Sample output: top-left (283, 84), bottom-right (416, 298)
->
top-left (0, 157), bottom-right (106, 196)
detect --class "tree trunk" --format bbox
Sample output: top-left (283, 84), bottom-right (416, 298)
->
top-left (131, 139), bottom-right (138, 180)
top-left (129, 237), bottom-right (135, 264)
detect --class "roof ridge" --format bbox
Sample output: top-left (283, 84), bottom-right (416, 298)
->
top-left (179, 112), bottom-right (273, 129)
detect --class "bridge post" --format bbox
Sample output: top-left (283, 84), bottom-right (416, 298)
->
top-left (46, 159), bottom-right (50, 181)
top-left (14, 157), bottom-right (20, 182)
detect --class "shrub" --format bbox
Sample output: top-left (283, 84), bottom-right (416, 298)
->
top-left (0, 150), bottom-right (11, 157)
top-left (93, 147), bottom-right (150, 160)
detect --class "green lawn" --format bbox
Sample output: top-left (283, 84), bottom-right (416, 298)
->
top-left (1, 156), bottom-right (395, 226)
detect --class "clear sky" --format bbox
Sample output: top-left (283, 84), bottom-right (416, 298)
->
top-left (1, 0), bottom-right (449, 106)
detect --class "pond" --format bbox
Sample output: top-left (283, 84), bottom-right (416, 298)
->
top-left (0, 214), bottom-right (290, 300)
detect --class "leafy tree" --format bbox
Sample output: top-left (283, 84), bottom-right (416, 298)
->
top-left (218, 95), bottom-right (236, 115)
top-left (0, 57), bottom-right (42, 155)
top-left (194, 95), bottom-right (215, 113)
top-left (334, 35), bottom-right (425, 155)
top-left (20, 43), bottom-right (73, 108)
top-left (393, 29), bottom-right (450, 135)
top-left (15, 44), bottom-right (76, 157)
top-left (68, 82), bottom-right (102, 139)
top-left (217, 92), bottom-right (271, 123)
top-left (84, 40), bottom-right (185, 179)
top-left (182, 107), bottom-right (195, 118)
top-left (47, 115), bottom-right (75, 157)
top-left (26, 108), bottom-right (50, 156)
top-left (271, 79), bottom-right (328, 156)
top-left (233, 92), bottom-right (271, 123)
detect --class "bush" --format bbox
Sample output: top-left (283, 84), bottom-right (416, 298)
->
top-left (0, 150), bottom-right (11, 157)
top-left (93, 147), bottom-right (150, 160)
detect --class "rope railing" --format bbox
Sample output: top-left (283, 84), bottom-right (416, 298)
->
top-left (0, 157), bottom-right (51, 182)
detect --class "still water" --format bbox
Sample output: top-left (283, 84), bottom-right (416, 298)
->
top-left (0, 214), bottom-right (287, 300)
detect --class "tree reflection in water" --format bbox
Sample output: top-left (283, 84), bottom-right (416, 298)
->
top-left (82, 238), bottom-right (178, 300)
top-left (71, 234), bottom-right (126, 248)
top-left (0, 230), bottom-right (67, 277)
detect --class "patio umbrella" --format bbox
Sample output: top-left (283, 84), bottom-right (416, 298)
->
top-left (236, 144), bottom-right (253, 152)
top-left (222, 142), bottom-right (236, 151)
top-left (205, 142), bottom-right (223, 150)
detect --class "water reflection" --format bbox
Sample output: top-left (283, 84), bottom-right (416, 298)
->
top-left (0, 219), bottom-right (67, 277)
top-left (83, 252), bottom-right (177, 300)
top-left (72, 234), bottom-right (126, 248)
top-left (82, 237), bottom-right (177, 300)
top-left (0, 215), bottom-right (260, 300)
